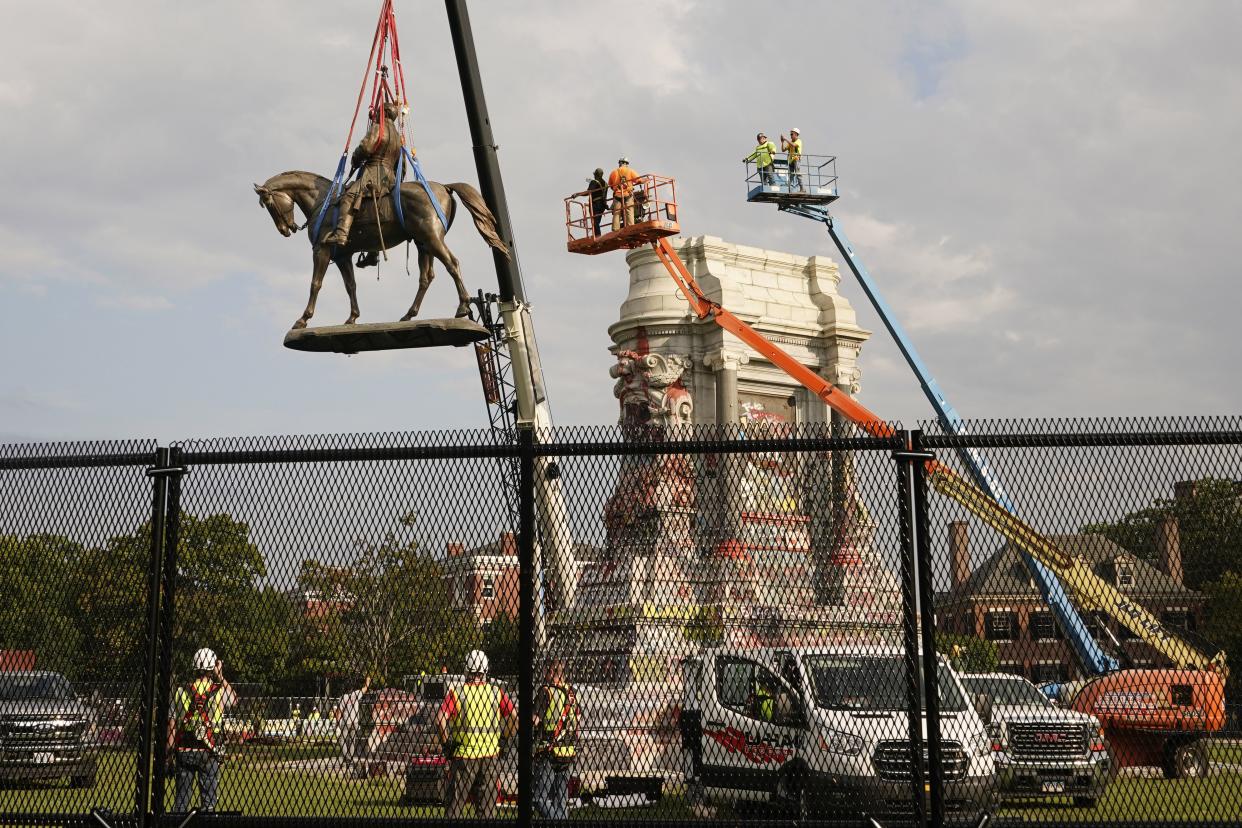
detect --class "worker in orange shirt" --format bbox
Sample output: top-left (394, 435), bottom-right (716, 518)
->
top-left (609, 157), bottom-right (642, 232)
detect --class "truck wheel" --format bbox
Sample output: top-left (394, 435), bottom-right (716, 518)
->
top-left (775, 770), bottom-right (808, 821)
top-left (1073, 796), bottom-right (1097, 808)
top-left (1164, 740), bottom-right (1209, 779)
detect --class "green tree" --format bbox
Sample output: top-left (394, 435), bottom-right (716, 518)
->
top-left (73, 526), bottom-right (150, 682)
top-left (936, 631), bottom-right (999, 673)
top-left (297, 533), bottom-right (479, 687)
top-left (72, 513), bottom-right (290, 689)
top-left (0, 534), bottom-right (85, 676)
top-left (1201, 571), bottom-right (1242, 696)
top-left (481, 613), bottom-right (520, 677)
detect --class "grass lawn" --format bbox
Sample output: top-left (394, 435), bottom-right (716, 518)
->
top-left (995, 773), bottom-right (1242, 823)
top-left (1, 747), bottom-right (1239, 822)
top-left (1208, 739), bottom-right (1242, 767)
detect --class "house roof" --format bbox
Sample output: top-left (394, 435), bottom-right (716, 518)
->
top-left (944, 532), bottom-right (1201, 603)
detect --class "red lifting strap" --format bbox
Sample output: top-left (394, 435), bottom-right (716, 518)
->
top-left (341, 0), bottom-right (411, 155)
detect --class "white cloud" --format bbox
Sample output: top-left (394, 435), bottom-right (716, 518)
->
top-left (0, 0), bottom-right (1238, 441)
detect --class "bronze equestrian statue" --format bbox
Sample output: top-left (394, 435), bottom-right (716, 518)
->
top-left (254, 104), bottom-right (507, 329)
top-left (321, 101), bottom-right (404, 248)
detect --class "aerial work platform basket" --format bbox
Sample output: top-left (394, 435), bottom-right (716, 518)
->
top-left (565, 174), bottom-right (679, 255)
top-left (744, 154), bottom-right (839, 205)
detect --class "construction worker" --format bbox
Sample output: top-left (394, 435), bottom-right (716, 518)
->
top-left (609, 157), bottom-right (642, 232)
top-left (532, 659), bottom-right (580, 819)
top-left (337, 675), bottom-right (371, 766)
top-left (587, 168), bottom-right (609, 237)
top-left (320, 100), bottom-right (404, 246)
top-left (167, 648), bottom-right (237, 813)
top-left (750, 675), bottom-right (775, 722)
top-left (436, 649), bottom-right (516, 818)
top-left (781, 128), bottom-right (803, 191)
top-left (744, 132), bottom-right (779, 186)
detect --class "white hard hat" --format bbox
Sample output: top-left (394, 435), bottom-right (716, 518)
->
top-left (192, 648), bottom-right (218, 672)
top-left (618, 157), bottom-right (629, 165)
top-left (790, 127), bottom-right (800, 134)
top-left (465, 649), bottom-right (489, 674)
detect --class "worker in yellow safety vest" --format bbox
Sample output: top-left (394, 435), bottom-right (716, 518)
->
top-left (744, 132), bottom-right (779, 186)
top-left (435, 650), bottom-right (516, 818)
top-left (781, 128), bottom-right (803, 191)
top-left (166, 648), bottom-right (237, 813)
top-left (608, 157), bottom-right (643, 232)
top-left (750, 675), bottom-right (775, 722)
top-left (532, 658), bottom-right (580, 819)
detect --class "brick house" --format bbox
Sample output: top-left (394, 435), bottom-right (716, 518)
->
top-left (937, 518), bottom-right (1206, 684)
top-left (444, 532), bottom-right (602, 624)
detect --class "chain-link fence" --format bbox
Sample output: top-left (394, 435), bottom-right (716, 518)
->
top-left (1, 421), bottom-right (1239, 826)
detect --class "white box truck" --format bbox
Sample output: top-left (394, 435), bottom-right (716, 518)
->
top-left (680, 646), bottom-right (996, 824)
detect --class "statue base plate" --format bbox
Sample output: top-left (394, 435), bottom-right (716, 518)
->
top-left (283, 318), bottom-right (489, 354)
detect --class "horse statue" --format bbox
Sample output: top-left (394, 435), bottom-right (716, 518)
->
top-left (254, 171), bottom-right (508, 329)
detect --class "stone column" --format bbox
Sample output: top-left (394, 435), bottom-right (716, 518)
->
top-left (704, 350), bottom-right (750, 428)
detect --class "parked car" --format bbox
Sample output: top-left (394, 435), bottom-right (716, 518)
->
top-left (0, 671), bottom-right (97, 787)
top-left (961, 672), bottom-right (1111, 807)
top-left (681, 646), bottom-right (996, 825)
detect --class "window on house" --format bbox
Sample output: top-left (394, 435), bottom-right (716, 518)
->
top-left (1029, 612), bottom-right (1062, 641)
top-left (1116, 561), bottom-right (1136, 589)
top-left (985, 611), bottom-right (1017, 641)
top-left (481, 575), bottom-right (496, 600)
top-left (998, 662), bottom-right (1026, 678)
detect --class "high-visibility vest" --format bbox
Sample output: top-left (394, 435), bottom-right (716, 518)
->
top-left (786, 137), bottom-right (802, 164)
top-left (752, 680), bottom-right (774, 722)
top-left (450, 683), bottom-right (501, 759)
top-left (747, 141), bottom-right (778, 168)
top-left (174, 678), bottom-right (223, 752)
top-left (540, 683), bottom-right (578, 760)
top-left (609, 167), bottom-right (640, 196)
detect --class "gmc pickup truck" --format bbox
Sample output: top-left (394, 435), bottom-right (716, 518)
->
top-left (961, 672), bottom-right (1111, 807)
top-left (0, 671), bottom-right (97, 787)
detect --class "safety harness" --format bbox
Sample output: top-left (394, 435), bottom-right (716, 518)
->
top-left (176, 680), bottom-right (222, 753)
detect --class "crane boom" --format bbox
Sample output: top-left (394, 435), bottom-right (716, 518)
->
top-left (650, 236), bottom-right (1226, 676)
top-left (777, 202), bottom-right (1119, 676)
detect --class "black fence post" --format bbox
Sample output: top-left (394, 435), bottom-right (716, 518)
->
top-left (892, 431), bottom-right (927, 828)
top-left (517, 426), bottom-right (535, 828)
top-left (911, 430), bottom-right (946, 827)
top-left (151, 447), bottom-right (187, 821)
top-left (136, 447), bottom-right (170, 826)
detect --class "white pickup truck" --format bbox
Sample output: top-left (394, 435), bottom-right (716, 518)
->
top-left (960, 673), bottom-right (1111, 807)
top-left (680, 646), bottom-right (996, 824)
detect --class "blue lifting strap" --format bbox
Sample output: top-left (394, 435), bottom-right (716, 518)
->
top-left (311, 155), bottom-right (351, 245)
top-left (394, 146), bottom-right (449, 232)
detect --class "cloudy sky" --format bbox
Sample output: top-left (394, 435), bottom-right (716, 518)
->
top-left (2, 1), bottom-right (1240, 445)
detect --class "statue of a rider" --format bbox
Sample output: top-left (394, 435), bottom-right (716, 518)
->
top-left (320, 99), bottom-right (404, 247)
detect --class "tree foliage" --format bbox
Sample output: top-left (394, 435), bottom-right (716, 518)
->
top-left (3, 512), bottom-right (488, 695)
top-left (936, 631), bottom-right (999, 673)
top-left (297, 532), bottom-right (479, 687)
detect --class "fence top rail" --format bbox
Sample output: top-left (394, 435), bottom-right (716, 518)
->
top-left (921, 430), bottom-right (1242, 449)
top-left (0, 438), bottom-right (157, 471)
